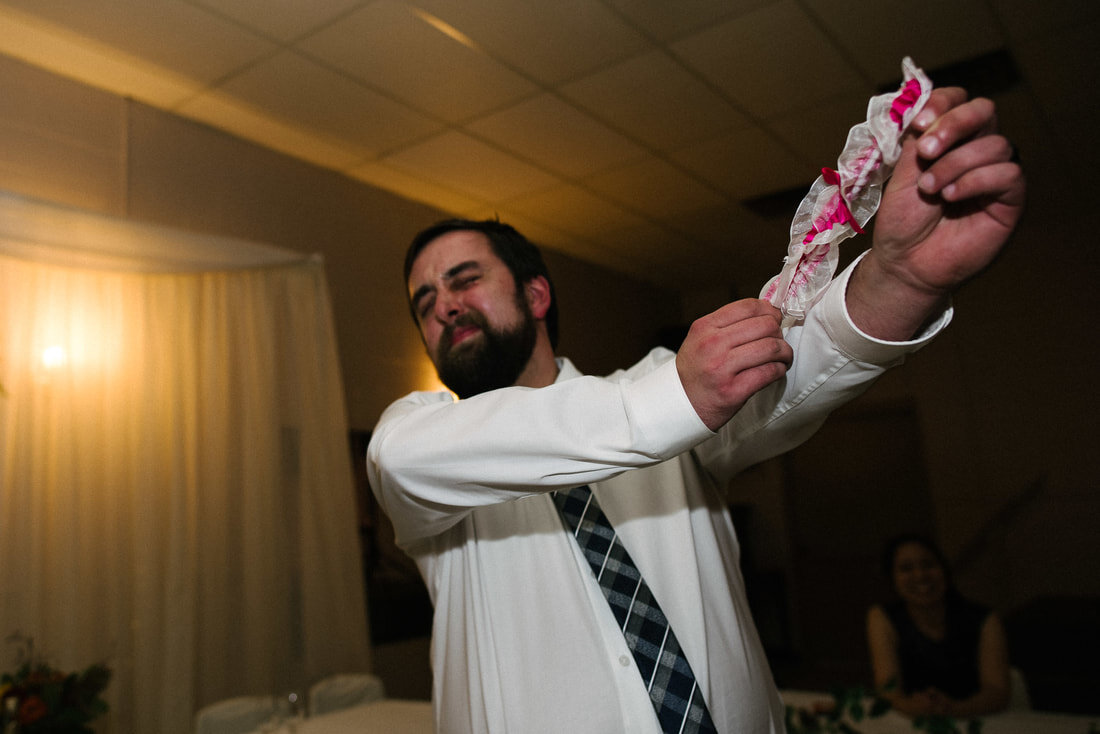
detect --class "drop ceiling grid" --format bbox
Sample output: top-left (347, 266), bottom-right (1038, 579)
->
top-left (0, 0), bottom-right (1093, 289)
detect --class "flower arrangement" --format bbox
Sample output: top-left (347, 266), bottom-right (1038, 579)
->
top-left (784, 684), bottom-right (983, 734)
top-left (0, 635), bottom-right (111, 734)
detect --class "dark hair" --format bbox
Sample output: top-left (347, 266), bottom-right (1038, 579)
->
top-left (881, 533), bottom-right (955, 589)
top-left (403, 218), bottom-right (559, 348)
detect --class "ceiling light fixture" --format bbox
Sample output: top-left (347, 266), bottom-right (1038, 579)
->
top-left (410, 8), bottom-right (482, 52)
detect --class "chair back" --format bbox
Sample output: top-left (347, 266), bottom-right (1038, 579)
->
top-left (194, 695), bottom-right (276, 734)
top-left (1009, 666), bottom-right (1032, 710)
top-left (308, 673), bottom-right (386, 716)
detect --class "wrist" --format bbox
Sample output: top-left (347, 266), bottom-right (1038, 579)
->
top-left (847, 251), bottom-right (950, 341)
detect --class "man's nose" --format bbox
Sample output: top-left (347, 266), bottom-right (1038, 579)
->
top-left (434, 289), bottom-right (464, 321)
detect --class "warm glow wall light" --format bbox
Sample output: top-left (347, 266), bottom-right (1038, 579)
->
top-left (41, 345), bottom-right (67, 369)
top-left (417, 354), bottom-right (451, 396)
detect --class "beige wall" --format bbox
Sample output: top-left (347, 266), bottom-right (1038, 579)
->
top-left (0, 55), bottom-right (679, 432)
top-left (2, 52), bottom-right (1096, 651)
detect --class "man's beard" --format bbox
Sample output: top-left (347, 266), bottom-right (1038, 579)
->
top-left (434, 301), bottom-right (538, 399)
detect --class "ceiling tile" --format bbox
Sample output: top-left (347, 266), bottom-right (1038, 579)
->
top-left (671, 0), bottom-right (865, 119)
top-left (465, 94), bottom-right (647, 179)
top-left (191, 51), bottom-right (443, 158)
top-left (0, 3), bottom-right (204, 108)
top-left (987, 0), bottom-right (1100, 42)
top-left (605, 0), bottom-right (778, 42)
top-left (347, 161), bottom-right (484, 215)
top-left (1011, 21), bottom-right (1100, 187)
top-left (1013, 23), bottom-right (1096, 127)
top-left (0, 0), bottom-right (277, 86)
top-left (411, 0), bottom-right (650, 84)
top-left (0, 0), bottom-right (1088, 293)
top-left (462, 207), bottom-right (569, 241)
top-left (663, 203), bottom-right (789, 264)
top-left (599, 221), bottom-right (712, 268)
top-left (298, 0), bottom-right (538, 123)
top-left (805, 0), bottom-right (1006, 86)
top-left (186, 0), bottom-right (362, 43)
top-left (463, 206), bottom-right (599, 262)
top-left (582, 157), bottom-right (727, 218)
top-left (381, 130), bottom-right (561, 204)
top-left (672, 126), bottom-right (813, 199)
top-left (560, 49), bottom-right (753, 152)
top-left (503, 183), bottom-right (651, 242)
top-left (598, 224), bottom-right (721, 289)
top-left (652, 222), bottom-right (785, 296)
top-left (765, 92), bottom-right (873, 169)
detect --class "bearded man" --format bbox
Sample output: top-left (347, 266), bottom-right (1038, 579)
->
top-left (367, 87), bottom-right (1025, 734)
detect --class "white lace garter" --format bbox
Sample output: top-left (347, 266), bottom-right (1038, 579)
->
top-left (761, 57), bottom-right (932, 322)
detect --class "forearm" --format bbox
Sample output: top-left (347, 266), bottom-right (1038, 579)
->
top-left (699, 254), bottom-right (949, 479)
top-left (368, 354), bottom-right (712, 544)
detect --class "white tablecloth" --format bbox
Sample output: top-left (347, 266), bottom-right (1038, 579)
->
top-left (781, 690), bottom-right (1097, 734)
top-left (262, 699), bottom-right (433, 734)
top-left (257, 693), bottom-right (1096, 734)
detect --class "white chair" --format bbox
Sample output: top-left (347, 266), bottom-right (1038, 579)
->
top-left (194, 695), bottom-right (276, 734)
top-left (308, 673), bottom-right (386, 716)
top-left (1009, 666), bottom-right (1032, 710)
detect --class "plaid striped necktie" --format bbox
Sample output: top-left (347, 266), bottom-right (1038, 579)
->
top-left (553, 485), bottom-right (718, 734)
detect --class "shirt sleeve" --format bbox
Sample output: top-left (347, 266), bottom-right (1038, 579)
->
top-left (369, 252), bottom-right (952, 545)
top-left (694, 251), bottom-right (951, 481)
top-left (367, 353), bottom-right (714, 545)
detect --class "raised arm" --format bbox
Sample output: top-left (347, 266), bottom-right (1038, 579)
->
top-left (847, 88), bottom-right (1026, 340)
top-left (368, 352), bottom-right (716, 544)
top-left (676, 88), bottom-right (1023, 434)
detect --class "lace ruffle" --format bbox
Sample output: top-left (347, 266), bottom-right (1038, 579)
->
top-left (762, 57), bottom-right (932, 322)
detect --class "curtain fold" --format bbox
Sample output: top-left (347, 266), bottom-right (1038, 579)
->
top-left (0, 196), bottom-right (370, 734)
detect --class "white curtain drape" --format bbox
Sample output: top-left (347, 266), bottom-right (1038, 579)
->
top-left (0, 193), bottom-right (370, 734)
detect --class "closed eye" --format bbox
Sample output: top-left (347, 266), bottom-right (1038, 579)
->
top-left (409, 260), bottom-right (483, 320)
top-left (416, 294), bottom-right (435, 319)
top-left (453, 274), bottom-right (479, 290)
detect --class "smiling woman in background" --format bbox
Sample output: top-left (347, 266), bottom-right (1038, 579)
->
top-left (866, 534), bottom-right (1011, 718)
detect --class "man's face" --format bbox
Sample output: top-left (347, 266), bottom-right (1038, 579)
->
top-left (408, 231), bottom-right (537, 398)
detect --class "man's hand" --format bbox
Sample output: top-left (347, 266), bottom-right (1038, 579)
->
top-left (676, 299), bottom-right (792, 431)
top-left (848, 87), bottom-right (1026, 340)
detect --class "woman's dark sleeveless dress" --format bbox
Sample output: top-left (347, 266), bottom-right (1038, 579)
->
top-left (884, 595), bottom-right (990, 697)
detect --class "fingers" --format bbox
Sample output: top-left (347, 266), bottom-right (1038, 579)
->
top-left (889, 89), bottom-right (993, 193)
top-left (936, 160), bottom-right (1026, 212)
top-left (918, 133), bottom-right (1019, 198)
top-left (691, 301), bottom-right (792, 375)
top-left (684, 307), bottom-right (791, 380)
top-left (914, 95), bottom-right (998, 163)
top-left (705, 297), bottom-right (783, 330)
top-left (677, 299), bottom-right (793, 430)
top-left (907, 92), bottom-right (1024, 212)
top-left (911, 86), bottom-right (969, 133)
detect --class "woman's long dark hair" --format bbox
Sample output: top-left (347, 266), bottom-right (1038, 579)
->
top-left (881, 533), bottom-right (960, 601)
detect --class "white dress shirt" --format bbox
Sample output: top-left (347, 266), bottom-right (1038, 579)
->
top-left (367, 257), bottom-right (950, 734)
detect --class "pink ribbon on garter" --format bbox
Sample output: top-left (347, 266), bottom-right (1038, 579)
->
top-left (890, 78), bottom-right (924, 129)
top-left (800, 168), bottom-right (864, 245)
top-left (762, 57), bottom-right (932, 320)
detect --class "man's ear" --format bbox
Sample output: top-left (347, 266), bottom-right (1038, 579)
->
top-left (524, 276), bottom-right (552, 320)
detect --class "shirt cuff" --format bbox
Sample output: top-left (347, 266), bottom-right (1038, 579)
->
top-left (622, 355), bottom-right (716, 453)
top-left (817, 251), bottom-right (953, 364)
